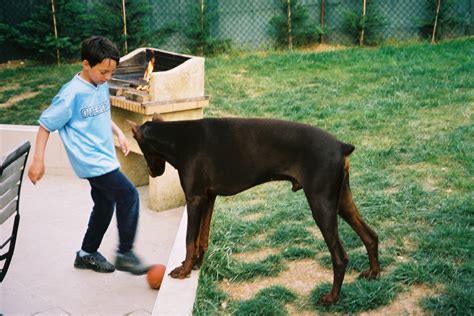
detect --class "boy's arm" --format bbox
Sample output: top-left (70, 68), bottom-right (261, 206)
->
top-left (112, 121), bottom-right (130, 156)
top-left (28, 125), bottom-right (50, 184)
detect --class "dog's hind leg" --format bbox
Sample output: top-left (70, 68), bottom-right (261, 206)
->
top-left (193, 194), bottom-right (217, 270)
top-left (304, 177), bottom-right (348, 305)
top-left (338, 157), bottom-right (380, 279)
top-left (169, 195), bottom-right (213, 279)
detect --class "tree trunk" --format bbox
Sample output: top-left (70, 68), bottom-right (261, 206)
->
top-left (431, 0), bottom-right (442, 44)
top-left (51, 0), bottom-right (60, 66)
top-left (320, 0), bottom-right (325, 44)
top-left (287, 0), bottom-right (293, 50)
top-left (200, 0), bottom-right (205, 56)
top-left (122, 0), bottom-right (128, 54)
top-left (359, 0), bottom-right (367, 46)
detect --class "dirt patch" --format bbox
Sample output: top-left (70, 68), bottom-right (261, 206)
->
top-left (0, 83), bottom-right (20, 93)
top-left (360, 135), bottom-right (399, 150)
top-left (220, 249), bottom-right (435, 315)
top-left (394, 162), bottom-right (447, 193)
top-left (243, 212), bottom-right (264, 221)
top-left (300, 43), bottom-right (349, 53)
top-left (361, 285), bottom-right (435, 316)
top-left (307, 225), bottom-right (323, 240)
top-left (219, 259), bottom-right (357, 302)
top-left (232, 247), bottom-right (280, 262)
top-left (0, 60), bottom-right (25, 70)
top-left (0, 91), bottom-right (40, 109)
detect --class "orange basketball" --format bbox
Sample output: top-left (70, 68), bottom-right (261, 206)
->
top-left (147, 263), bottom-right (166, 289)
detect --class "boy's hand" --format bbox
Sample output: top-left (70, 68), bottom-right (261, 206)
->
top-left (117, 132), bottom-right (130, 156)
top-left (112, 121), bottom-right (130, 156)
top-left (28, 159), bottom-right (45, 184)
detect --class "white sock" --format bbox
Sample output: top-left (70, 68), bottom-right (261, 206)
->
top-left (79, 250), bottom-right (91, 257)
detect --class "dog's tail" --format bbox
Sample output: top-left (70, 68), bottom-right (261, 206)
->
top-left (341, 142), bottom-right (355, 157)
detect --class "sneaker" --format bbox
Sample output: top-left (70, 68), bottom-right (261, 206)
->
top-left (115, 251), bottom-right (150, 275)
top-left (74, 251), bottom-right (115, 273)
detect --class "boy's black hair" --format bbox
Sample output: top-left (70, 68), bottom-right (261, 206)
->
top-left (81, 36), bottom-right (120, 67)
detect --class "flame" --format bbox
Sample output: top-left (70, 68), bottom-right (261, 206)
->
top-left (143, 56), bottom-right (155, 82)
top-left (137, 56), bottom-right (155, 91)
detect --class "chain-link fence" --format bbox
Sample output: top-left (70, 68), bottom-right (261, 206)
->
top-left (147, 0), bottom-right (472, 51)
top-left (1, 0), bottom-right (473, 61)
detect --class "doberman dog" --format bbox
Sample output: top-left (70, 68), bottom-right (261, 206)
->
top-left (129, 114), bottom-right (380, 305)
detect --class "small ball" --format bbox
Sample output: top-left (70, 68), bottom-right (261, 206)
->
top-left (147, 263), bottom-right (166, 289)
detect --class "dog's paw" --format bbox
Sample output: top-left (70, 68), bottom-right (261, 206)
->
top-left (169, 266), bottom-right (191, 279)
top-left (317, 292), bottom-right (339, 305)
top-left (359, 268), bottom-right (380, 280)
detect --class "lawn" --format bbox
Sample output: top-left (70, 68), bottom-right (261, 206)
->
top-left (1, 38), bottom-right (473, 315)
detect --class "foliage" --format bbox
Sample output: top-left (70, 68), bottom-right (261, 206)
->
top-left (0, 0), bottom-right (151, 62)
top-left (269, 0), bottom-right (320, 48)
top-left (89, 0), bottom-right (151, 55)
top-left (418, 0), bottom-right (468, 42)
top-left (0, 0), bottom-right (91, 62)
top-left (342, 1), bottom-right (387, 46)
top-left (148, 22), bottom-right (180, 48)
top-left (183, 0), bottom-right (231, 56)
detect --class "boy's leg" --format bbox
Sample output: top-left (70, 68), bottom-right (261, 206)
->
top-left (100, 169), bottom-right (149, 275)
top-left (74, 174), bottom-right (116, 272)
top-left (81, 183), bottom-right (115, 253)
top-left (113, 170), bottom-right (140, 253)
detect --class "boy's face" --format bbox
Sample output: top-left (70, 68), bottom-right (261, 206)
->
top-left (81, 58), bottom-right (117, 86)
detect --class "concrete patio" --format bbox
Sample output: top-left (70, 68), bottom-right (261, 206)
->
top-left (1, 126), bottom-right (200, 315)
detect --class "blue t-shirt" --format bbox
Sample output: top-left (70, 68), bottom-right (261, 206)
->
top-left (39, 74), bottom-right (120, 178)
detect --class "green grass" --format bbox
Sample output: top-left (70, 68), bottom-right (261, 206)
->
top-left (195, 38), bottom-right (474, 315)
top-left (1, 38), bottom-right (473, 315)
top-left (0, 62), bottom-right (80, 124)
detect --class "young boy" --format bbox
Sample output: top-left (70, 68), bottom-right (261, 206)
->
top-left (28, 36), bottom-right (149, 275)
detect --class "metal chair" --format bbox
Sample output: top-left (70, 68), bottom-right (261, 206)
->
top-left (0, 141), bottom-right (31, 282)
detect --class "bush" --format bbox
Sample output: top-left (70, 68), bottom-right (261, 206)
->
top-left (89, 0), bottom-right (151, 55)
top-left (183, 0), bottom-right (232, 56)
top-left (418, 0), bottom-right (468, 42)
top-left (269, 0), bottom-right (320, 49)
top-left (342, 1), bottom-right (386, 46)
top-left (0, 0), bottom-right (90, 62)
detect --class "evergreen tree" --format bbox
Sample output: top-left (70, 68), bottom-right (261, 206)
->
top-left (269, 0), bottom-right (319, 49)
top-left (0, 0), bottom-right (91, 62)
top-left (90, 0), bottom-right (151, 55)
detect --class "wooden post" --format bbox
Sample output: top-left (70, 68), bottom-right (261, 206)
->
top-left (287, 0), bottom-right (293, 50)
top-left (359, 0), bottom-right (367, 46)
top-left (51, 0), bottom-right (60, 66)
top-left (200, 0), bottom-right (205, 56)
top-left (122, 0), bottom-right (128, 54)
top-left (431, 0), bottom-right (442, 44)
top-left (320, 0), bottom-right (325, 44)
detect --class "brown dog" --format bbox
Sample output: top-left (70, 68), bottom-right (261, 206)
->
top-left (130, 114), bottom-right (380, 304)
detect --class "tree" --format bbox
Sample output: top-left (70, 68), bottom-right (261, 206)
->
top-left (342, 0), bottom-right (386, 46)
top-left (419, 0), bottom-right (468, 43)
top-left (183, 0), bottom-right (231, 56)
top-left (269, 0), bottom-right (320, 49)
top-left (89, 0), bottom-right (151, 55)
top-left (0, 0), bottom-right (91, 62)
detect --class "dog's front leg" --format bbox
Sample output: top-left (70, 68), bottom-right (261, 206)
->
top-left (169, 195), bottom-right (208, 279)
top-left (194, 194), bottom-right (216, 270)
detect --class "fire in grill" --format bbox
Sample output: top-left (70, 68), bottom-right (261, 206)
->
top-left (109, 47), bottom-right (207, 111)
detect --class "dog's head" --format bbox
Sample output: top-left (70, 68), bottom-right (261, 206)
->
top-left (128, 113), bottom-right (166, 177)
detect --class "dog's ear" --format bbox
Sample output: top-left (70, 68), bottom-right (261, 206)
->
top-left (152, 113), bottom-right (164, 122)
top-left (127, 120), bottom-right (142, 140)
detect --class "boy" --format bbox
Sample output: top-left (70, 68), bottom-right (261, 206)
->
top-left (28, 36), bottom-right (149, 275)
